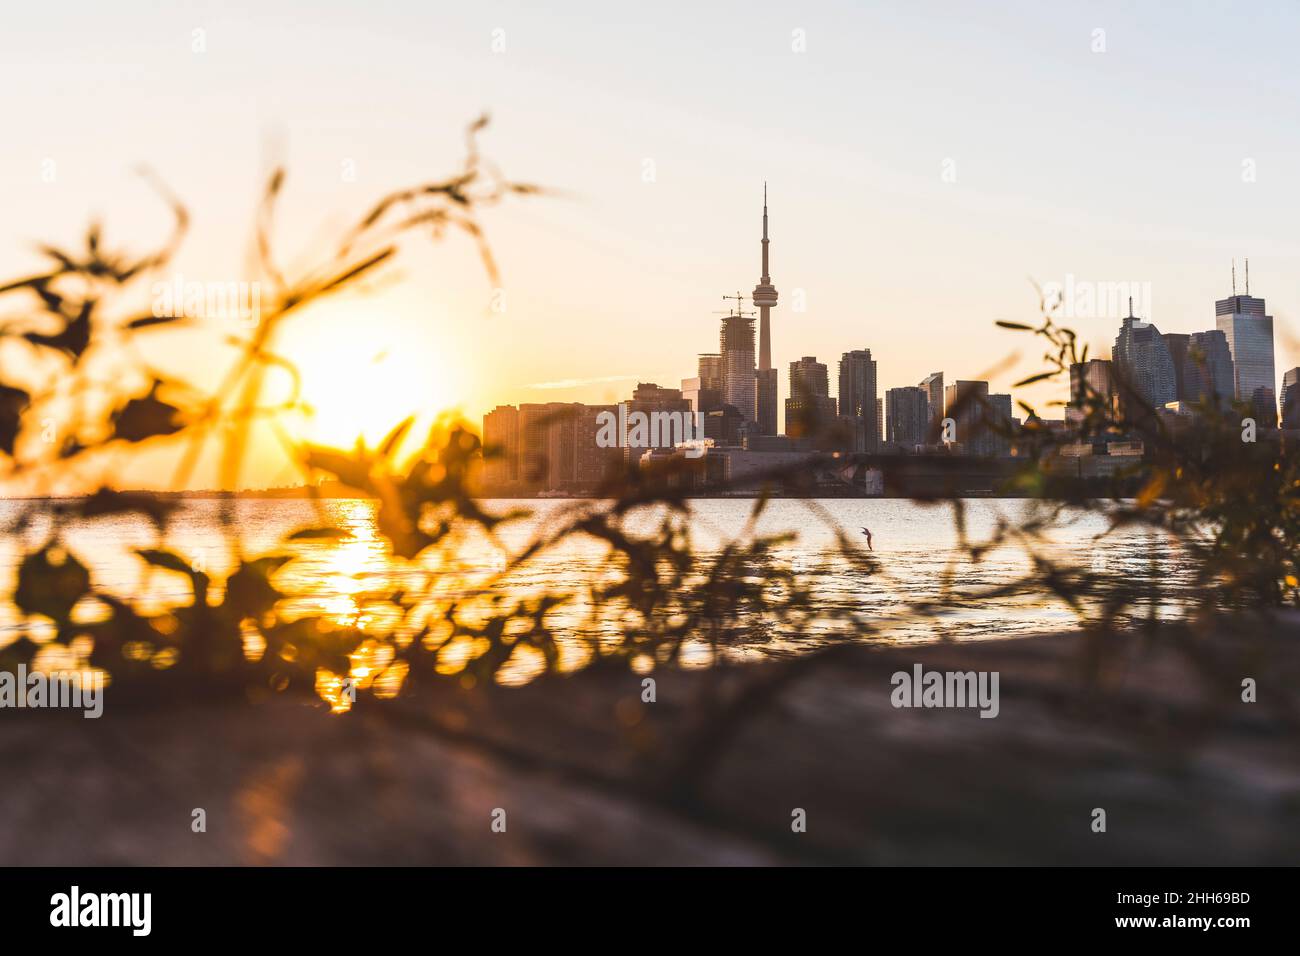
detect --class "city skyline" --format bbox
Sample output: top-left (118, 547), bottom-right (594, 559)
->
top-left (487, 194), bottom-right (1283, 467)
top-left (3, 0), bottom-right (1299, 889)
top-left (6, 1), bottom-right (1300, 491)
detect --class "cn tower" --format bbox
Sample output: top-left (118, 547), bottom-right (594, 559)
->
top-left (752, 185), bottom-right (779, 434)
top-left (752, 184), bottom-right (778, 369)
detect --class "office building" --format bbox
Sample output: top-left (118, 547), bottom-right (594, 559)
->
top-left (1183, 330), bottom-right (1235, 410)
top-left (785, 356), bottom-right (837, 439)
top-left (943, 380), bottom-right (1001, 457)
top-left (1281, 368), bottom-right (1300, 429)
top-left (838, 349), bottom-right (879, 452)
top-left (1216, 264), bottom-right (1275, 406)
top-left (1067, 359), bottom-right (1117, 423)
top-left (482, 405), bottom-right (520, 488)
top-left (886, 386), bottom-right (929, 448)
top-left (1163, 332), bottom-right (1190, 401)
top-left (1113, 301), bottom-right (1178, 411)
top-left (919, 372), bottom-right (944, 427)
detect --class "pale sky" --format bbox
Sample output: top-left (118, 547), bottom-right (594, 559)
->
top-left (2, 1), bottom-right (1299, 488)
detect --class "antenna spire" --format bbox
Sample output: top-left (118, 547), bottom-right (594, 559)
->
top-left (751, 185), bottom-right (778, 374)
top-left (1246, 257), bottom-right (1250, 295)
top-left (1232, 260), bottom-right (1237, 296)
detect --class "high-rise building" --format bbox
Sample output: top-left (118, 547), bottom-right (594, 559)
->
top-left (787, 356), bottom-right (830, 401)
top-left (1183, 330), bottom-right (1235, 410)
top-left (988, 393), bottom-right (1013, 457)
top-left (785, 356), bottom-right (836, 439)
top-left (703, 405), bottom-right (745, 446)
top-left (1163, 332), bottom-right (1190, 401)
top-left (1281, 368), bottom-right (1300, 429)
top-left (885, 386), bottom-right (929, 448)
top-left (698, 353), bottom-right (723, 391)
top-left (684, 354), bottom-right (724, 416)
top-left (919, 372), bottom-right (944, 433)
top-left (1251, 387), bottom-right (1278, 428)
top-left (943, 380), bottom-right (999, 457)
top-left (485, 403), bottom-right (626, 492)
top-left (680, 376), bottom-right (703, 414)
top-left (575, 404), bottom-right (623, 488)
top-left (1113, 300), bottom-right (1177, 412)
top-left (519, 402), bottom-right (581, 489)
top-left (719, 304), bottom-right (757, 424)
top-left (752, 186), bottom-right (779, 435)
top-left (622, 383), bottom-right (694, 464)
top-left (1068, 359), bottom-right (1117, 422)
top-left (838, 349), bottom-right (879, 452)
top-left (482, 405), bottom-right (520, 488)
top-left (1216, 265), bottom-right (1275, 406)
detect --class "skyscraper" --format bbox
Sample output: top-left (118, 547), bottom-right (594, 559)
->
top-left (1216, 265), bottom-right (1275, 411)
top-left (752, 186), bottom-right (779, 436)
top-left (1163, 332), bottom-right (1190, 401)
top-left (1281, 368), bottom-right (1300, 429)
top-left (784, 356), bottom-right (836, 439)
top-left (1113, 300), bottom-right (1177, 412)
top-left (682, 353), bottom-right (724, 417)
top-left (718, 302), bottom-right (757, 423)
top-left (698, 353), bottom-right (723, 391)
top-left (1183, 330), bottom-right (1234, 410)
top-left (886, 386), bottom-right (929, 448)
top-left (1251, 387), bottom-right (1278, 428)
top-left (1068, 359), bottom-right (1117, 422)
top-left (482, 405), bottom-right (520, 488)
top-left (519, 403), bottom-right (581, 489)
top-left (943, 380), bottom-right (998, 457)
top-left (838, 349), bottom-right (879, 452)
top-left (988, 393), bottom-right (1013, 457)
top-left (919, 372), bottom-right (944, 431)
top-left (623, 383), bottom-right (693, 463)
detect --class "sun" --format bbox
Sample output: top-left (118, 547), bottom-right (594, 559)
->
top-left (278, 307), bottom-right (463, 452)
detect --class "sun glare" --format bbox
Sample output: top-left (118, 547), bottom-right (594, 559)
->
top-left (281, 311), bottom-right (462, 451)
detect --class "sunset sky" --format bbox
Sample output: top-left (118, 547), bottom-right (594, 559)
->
top-left (3, 0), bottom-right (1300, 489)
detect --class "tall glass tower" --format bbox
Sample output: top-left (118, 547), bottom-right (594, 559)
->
top-left (1215, 273), bottom-right (1275, 412)
top-left (1113, 301), bottom-right (1177, 411)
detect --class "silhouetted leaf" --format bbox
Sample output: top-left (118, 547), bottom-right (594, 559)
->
top-left (1013, 371), bottom-right (1056, 388)
top-left (379, 416), bottom-right (414, 459)
top-left (136, 548), bottom-right (197, 577)
top-left (287, 527), bottom-right (350, 541)
top-left (125, 314), bottom-right (187, 330)
top-left (24, 301), bottom-right (92, 359)
top-left (112, 387), bottom-right (184, 443)
top-left (0, 383), bottom-right (30, 455)
top-left (224, 556), bottom-right (291, 618)
top-left (14, 546), bottom-right (91, 622)
top-left (305, 445), bottom-right (373, 492)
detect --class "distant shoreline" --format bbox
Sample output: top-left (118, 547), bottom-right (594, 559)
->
top-left (0, 489), bottom-right (1040, 502)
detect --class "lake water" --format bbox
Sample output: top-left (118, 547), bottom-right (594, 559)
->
top-left (0, 497), bottom-right (1197, 668)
